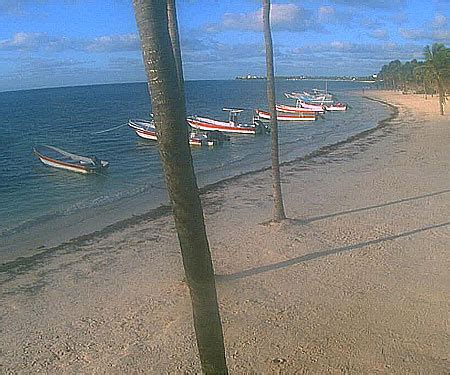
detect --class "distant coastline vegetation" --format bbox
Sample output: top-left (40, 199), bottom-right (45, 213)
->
top-left (376, 43), bottom-right (449, 114)
top-left (235, 74), bottom-right (376, 83)
top-left (237, 43), bottom-right (449, 92)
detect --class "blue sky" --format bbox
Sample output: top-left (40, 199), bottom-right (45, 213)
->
top-left (0, 0), bottom-right (449, 91)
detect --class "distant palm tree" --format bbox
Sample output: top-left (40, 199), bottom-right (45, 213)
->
top-left (423, 43), bottom-right (450, 115)
top-left (262, 0), bottom-right (286, 222)
top-left (132, 1), bottom-right (228, 373)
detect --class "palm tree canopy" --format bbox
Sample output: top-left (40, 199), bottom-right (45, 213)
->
top-left (423, 43), bottom-right (450, 83)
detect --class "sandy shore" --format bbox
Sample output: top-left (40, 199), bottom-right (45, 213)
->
top-left (1, 91), bottom-right (449, 373)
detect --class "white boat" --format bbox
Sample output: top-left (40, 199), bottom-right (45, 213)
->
top-left (275, 104), bottom-right (317, 114)
top-left (33, 145), bottom-right (108, 174)
top-left (128, 119), bottom-right (229, 146)
top-left (285, 92), bottom-right (333, 104)
top-left (323, 103), bottom-right (347, 111)
top-left (255, 109), bottom-right (317, 122)
top-left (187, 108), bottom-right (268, 135)
top-left (128, 119), bottom-right (157, 140)
top-left (296, 100), bottom-right (325, 112)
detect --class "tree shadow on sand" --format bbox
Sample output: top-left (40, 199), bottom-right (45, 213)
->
top-left (218, 188), bottom-right (450, 282)
top-left (293, 188), bottom-right (450, 225)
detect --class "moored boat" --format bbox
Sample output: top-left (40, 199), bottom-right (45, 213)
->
top-left (285, 91), bottom-right (333, 104)
top-left (33, 145), bottom-right (109, 174)
top-left (275, 104), bottom-right (317, 114)
top-left (323, 103), bottom-right (348, 111)
top-left (296, 100), bottom-right (326, 112)
top-left (255, 109), bottom-right (317, 121)
top-left (128, 119), bottom-right (157, 140)
top-left (128, 119), bottom-right (229, 146)
top-left (187, 108), bottom-right (268, 135)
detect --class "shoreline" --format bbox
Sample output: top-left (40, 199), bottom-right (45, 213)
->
top-left (0, 94), bottom-right (394, 270)
top-left (1, 91), bottom-right (449, 373)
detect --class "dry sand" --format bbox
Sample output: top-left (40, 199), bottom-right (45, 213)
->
top-left (1, 91), bottom-right (449, 373)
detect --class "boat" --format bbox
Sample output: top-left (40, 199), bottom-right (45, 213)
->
top-left (285, 91), bottom-right (333, 105)
top-left (285, 92), bottom-right (333, 104)
top-left (33, 145), bottom-right (109, 174)
top-left (255, 109), bottom-right (317, 122)
top-left (323, 103), bottom-right (348, 111)
top-left (187, 108), bottom-right (269, 135)
top-left (275, 104), bottom-right (317, 114)
top-left (128, 119), bottom-right (157, 140)
top-left (128, 119), bottom-right (229, 146)
top-left (296, 100), bottom-right (325, 112)
top-left (277, 100), bottom-right (324, 114)
top-left (285, 91), bottom-right (347, 112)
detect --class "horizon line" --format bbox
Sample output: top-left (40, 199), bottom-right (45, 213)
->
top-left (0, 77), bottom-right (372, 94)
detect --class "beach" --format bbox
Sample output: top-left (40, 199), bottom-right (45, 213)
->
top-left (1, 91), bottom-right (449, 373)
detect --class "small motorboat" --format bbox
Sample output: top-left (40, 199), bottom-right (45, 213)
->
top-left (128, 119), bottom-right (229, 146)
top-left (33, 145), bottom-right (109, 174)
top-left (128, 119), bottom-right (157, 140)
top-left (296, 100), bottom-right (325, 113)
top-left (187, 108), bottom-right (269, 135)
top-left (285, 91), bottom-right (333, 104)
top-left (189, 131), bottom-right (229, 147)
top-left (276, 103), bottom-right (323, 114)
top-left (323, 103), bottom-right (348, 111)
top-left (255, 109), bottom-right (317, 122)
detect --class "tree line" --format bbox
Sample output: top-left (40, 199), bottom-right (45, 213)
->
top-left (377, 43), bottom-right (450, 115)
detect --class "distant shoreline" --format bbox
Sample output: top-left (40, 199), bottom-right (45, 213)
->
top-left (0, 78), bottom-right (375, 94)
top-left (236, 77), bottom-right (377, 83)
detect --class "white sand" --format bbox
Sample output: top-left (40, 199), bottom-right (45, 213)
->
top-left (1, 91), bottom-right (449, 373)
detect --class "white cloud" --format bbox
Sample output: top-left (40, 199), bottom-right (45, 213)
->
top-left (330, 0), bottom-right (405, 9)
top-left (432, 13), bottom-right (447, 28)
top-left (400, 28), bottom-right (450, 42)
top-left (369, 28), bottom-right (389, 40)
top-left (84, 34), bottom-right (140, 53)
top-left (317, 6), bottom-right (335, 23)
top-left (0, 32), bottom-right (141, 53)
top-left (0, 32), bottom-right (49, 50)
top-left (204, 4), bottom-right (321, 33)
top-left (399, 12), bottom-right (450, 42)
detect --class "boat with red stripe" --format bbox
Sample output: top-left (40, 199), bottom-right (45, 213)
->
top-left (128, 119), bottom-right (230, 146)
top-left (33, 145), bottom-right (109, 174)
top-left (187, 108), bottom-right (269, 135)
top-left (255, 109), bottom-right (317, 122)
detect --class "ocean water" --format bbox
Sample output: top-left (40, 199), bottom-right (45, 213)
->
top-left (0, 80), bottom-right (389, 262)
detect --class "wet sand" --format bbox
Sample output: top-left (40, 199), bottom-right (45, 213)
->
top-left (1, 91), bottom-right (449, 373)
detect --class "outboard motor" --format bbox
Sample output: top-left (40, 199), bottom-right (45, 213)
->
top-left (253, 119), bottom-right (271, 134)
top-left (90, 155), bottom-right (101, 168)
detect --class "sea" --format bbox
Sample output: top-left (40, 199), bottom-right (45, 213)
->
top-left (0, 80), bottom-right (390, 263)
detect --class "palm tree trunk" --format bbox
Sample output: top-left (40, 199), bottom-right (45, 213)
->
top-left (437, 83), bottom-right (445, 115)
top-left (167, 0), bottom-right (183, 90)
top-left (132, 1), bottom-right (228, 373)
top-left (263, 0), bottom-right (286, 222)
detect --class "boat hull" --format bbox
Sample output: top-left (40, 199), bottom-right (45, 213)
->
top-left (275, 104), bottom-right (317, 114)
top-left (324, 105), bottom-right (347, 111)
top-left (33, 147), bottom-right (108, 174)
top-left (129, 119), bottom-right (223, 146)
top-left (187, 117), bottom-right (257, 135)
top-left (256, 109), bottom-right (316, 122)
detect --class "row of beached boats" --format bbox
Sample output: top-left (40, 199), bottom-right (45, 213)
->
top-left (33, 89), bottom-right (348, 174)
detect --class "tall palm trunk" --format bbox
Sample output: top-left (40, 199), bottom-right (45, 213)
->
top-left (167, 0), bottom-right (183, 89)
top-left (263, 0), bottom-right (286, 222)
top-left (437, 82), bottom-right (445, 115)
top-left (132, 1), bottom-right (228, 373)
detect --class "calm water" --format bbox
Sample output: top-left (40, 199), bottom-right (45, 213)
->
top-left (0, 80), bottom-right (388, 262)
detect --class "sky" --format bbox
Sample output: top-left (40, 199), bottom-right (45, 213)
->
top-left (0, 0), bottom-right (449, 91)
